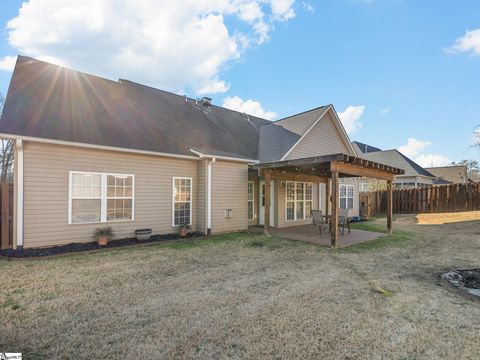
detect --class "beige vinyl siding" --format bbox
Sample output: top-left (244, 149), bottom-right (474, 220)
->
top-left (394, 176), bottom-right (434, 188)
top-left (320, 179), bottom-right (360, 218)
top-left (22, 141), bottom-right (202, 248)
top-left (285, 112), bottom-right (353, 160)
top-left (196, 160), bottom-right (208, 234)
top-left (276, 181), bottom-right (319, 228)
top-left (211, 160), bottom-right (248, 233)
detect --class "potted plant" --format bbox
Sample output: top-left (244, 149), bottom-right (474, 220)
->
top-left (93, 226), bottom-right (114, 246)
top-left (135, 228), bottom-right (152, 241)
top-left (179, 223), bottom-right (191, 238)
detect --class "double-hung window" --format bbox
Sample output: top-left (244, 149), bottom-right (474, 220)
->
top-left (247, 181), bottom-right (254, 220)
top-left (286, 181), bottom-right (313, 221)
top-left (173, 177), bottom-right (192, 226)
top-left (107, 175), bottom-right (133, 221)
top-left (340, 184), bottom-right (354, 210)
top-left (69, 172), bottom-right (134, 224)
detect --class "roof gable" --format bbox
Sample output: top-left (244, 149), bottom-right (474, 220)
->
top-left (282, 106), bottom-right (356, 160)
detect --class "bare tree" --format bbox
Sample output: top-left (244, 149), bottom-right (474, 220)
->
top-left (0, 93), bottom-right (14, 182)
top-left (451, 159), bottom-right (480, 181)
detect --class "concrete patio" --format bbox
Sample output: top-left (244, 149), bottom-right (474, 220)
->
top-left (249, 224), bottom-right (386, 248)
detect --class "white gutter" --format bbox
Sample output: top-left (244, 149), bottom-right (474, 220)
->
top-left (207, 157), bottom-right (216, 235)
top-left (0, 133), bottom-right (199, 161)
top-left (189, 148), bottom-right (258, 164)
top-left (16, 139), bottom-right (24, 248)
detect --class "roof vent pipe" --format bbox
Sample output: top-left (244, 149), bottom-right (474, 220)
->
top-left (201, 97), bottom-right (212, 107)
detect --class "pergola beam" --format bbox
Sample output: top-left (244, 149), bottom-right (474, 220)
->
top-left (268, 170), bottom-right (328, 183)
top-left (330, 161), bottom-right (395, 181)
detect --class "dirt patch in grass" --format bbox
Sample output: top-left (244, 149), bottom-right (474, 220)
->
top-left (1, 216), bottom-right (480, 359)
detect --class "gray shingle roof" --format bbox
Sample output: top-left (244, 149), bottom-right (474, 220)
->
top-left (0, 56), bottom-right (271, 159)
top-left (360, 149), bottom-right (435, 178)
top-left (352, 141), bottom-right (382, 154)
top-left (426, 165), bottom-right (468, 184)
top-left (274, 106), bottom-right (329, 135)
top-left (258, 123), bottom-right (300, 162)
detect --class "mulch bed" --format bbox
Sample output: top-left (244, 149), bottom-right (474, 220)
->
top-left (442, 269), bottom-right (480, 300)
top-left (0, 232), bottom-right (204, 258)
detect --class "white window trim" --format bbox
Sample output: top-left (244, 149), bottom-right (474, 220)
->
top-left (285, 181), bottom-right (313, 221)
top-left (68, 171), bottom-right (135, 225)
top-left (339, 184), bottom-right (354, 210)
top-left (248, 181), bottom-right (255, 220)
top-left (172, 176), bottom-right (193, 227)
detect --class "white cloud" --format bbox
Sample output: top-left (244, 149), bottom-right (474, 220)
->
top-left (271, 0), bottom-right (296, 21)
top-left (196, 78), bottom-right (230, 95)
top-left (445, 29), bottom-right (480, 55)
top-left (223, 96), bottom-right (278, 120)
top-left (0, 56), bottom-right (16, 71)
top-left (415, 154), bottom-right (452, 168)
top-left (380, 107), bottom-right (390, 115)
top-left (398, 137), bottom-right (430, 158)
top-left (338, 105), bottom-right (365, 135)
top-left (398, 137), bottom-right (451, 167)
top-left (4, 0), bottom-right (297, 94)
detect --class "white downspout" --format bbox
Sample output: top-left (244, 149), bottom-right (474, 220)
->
top-left (16, 138), bottom-right (24, 248)
top-left (207, 157), bottom-right (216, 235)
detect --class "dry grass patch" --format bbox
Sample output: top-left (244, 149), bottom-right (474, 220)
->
top-left (416, 210), bottom-right (480, 225)
top-left (1, 220), bottom-right (480, 359)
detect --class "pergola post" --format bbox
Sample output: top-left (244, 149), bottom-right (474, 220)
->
top-left (325, 180), bottom-right (330, 215)
top-left (330, 170), bottom-right (339, 248)
top-left (264, 169), bottom-right (271, 236)
top-left (387, 179), bottom-right (393, 235)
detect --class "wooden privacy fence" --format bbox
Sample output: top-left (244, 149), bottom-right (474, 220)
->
top-left (0, 182), bottom-right (13, 249)
top-left (360, 183), bottom-right (480, 217)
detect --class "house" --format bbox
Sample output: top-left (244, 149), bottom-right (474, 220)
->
top-left (352, 141), bottom-right (438, 189)
top-left (0, 56), bottom-right (401, 249)
top-left (425, 165), bottom-right (468, 184)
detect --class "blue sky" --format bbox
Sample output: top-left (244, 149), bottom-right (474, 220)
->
top-left (0, 0), bottom-right (479, 166)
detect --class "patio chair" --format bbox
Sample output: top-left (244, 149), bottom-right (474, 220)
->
top-left (339, 209), bottom-right (351, 235)
top-left (311, 210), bottom-right (329, 235)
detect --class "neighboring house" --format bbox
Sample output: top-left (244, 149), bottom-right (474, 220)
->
top-left (0, 56), bottom-right (400, 249)
top-left (352, 141), bottom-right (438, 189)
top-left (425, 165), bottom-right (468, 184)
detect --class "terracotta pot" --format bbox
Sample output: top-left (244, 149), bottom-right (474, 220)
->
top-left (179, 228), bottom-right (189, 238)
top-left (97, 236), bottom-right (110, 246)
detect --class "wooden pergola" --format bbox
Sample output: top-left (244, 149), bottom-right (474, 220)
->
top-left (251, 153), bottom-right (404, 248)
